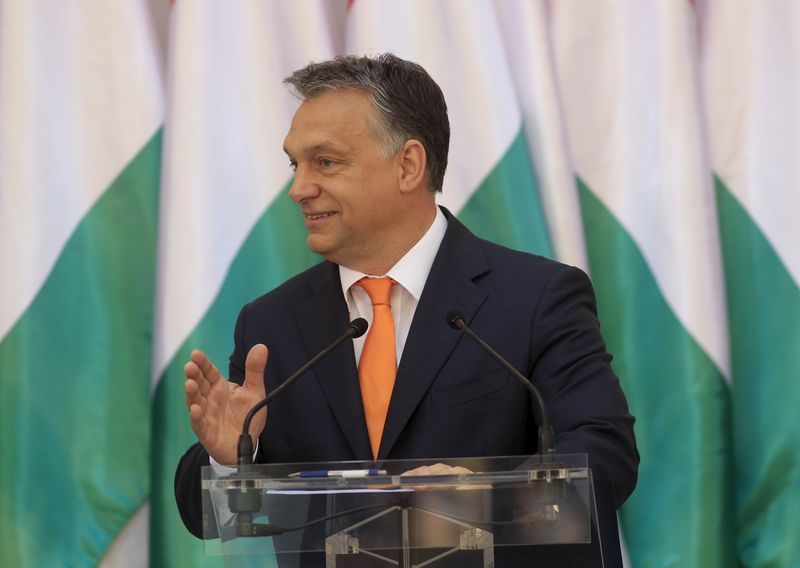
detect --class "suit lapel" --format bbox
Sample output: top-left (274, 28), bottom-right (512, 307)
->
top-left (295, 263), bottom-right (372, 460)
top-left (378, 209), bottom-right (491, 459)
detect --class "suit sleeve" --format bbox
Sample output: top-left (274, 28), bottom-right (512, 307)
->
top-left (529, 264), bottom-right (639, 507)
top-left (173, 442), bottom-right (212, 539)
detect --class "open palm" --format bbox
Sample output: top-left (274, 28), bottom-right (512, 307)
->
top-left (184, 344), bottom-right (268, 465)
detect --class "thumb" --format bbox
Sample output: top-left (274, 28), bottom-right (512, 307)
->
top-left (243, 343), bottom-right (268, 392)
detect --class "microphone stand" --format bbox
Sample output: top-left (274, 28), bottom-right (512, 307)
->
top-left (447, 312), bottom-right (556, 459)
top-left (228, 318), bottom-right (369, 537)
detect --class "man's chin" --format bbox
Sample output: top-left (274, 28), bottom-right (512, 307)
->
top-left (306, 235), bottom-right (334, 258)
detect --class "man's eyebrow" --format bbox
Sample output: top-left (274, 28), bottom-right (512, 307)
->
top-left (283, 141), bottom-right (347, 158)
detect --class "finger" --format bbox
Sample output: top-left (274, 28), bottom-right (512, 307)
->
top-left (184, 378), bottom-right (202, 410)
top-left (427, 464), bottom-right (471, 475)
top-left (243, 344), bottom-right (268, 392)
top-left (188, 403), bottom-right (206, 438)
top-left (184, 358), bottom-right (209, 392)
top-left (401, 465), bottom-right (432, 476)
top-left (191, 349), bottom-right (224, 386)
top-left (184, 357), bottom-right (211, 394)
top-left (400, 464), bottom-right (471, 476)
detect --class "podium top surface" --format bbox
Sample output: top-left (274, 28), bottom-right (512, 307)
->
top-left (201, 454), bottom-right (590, 491)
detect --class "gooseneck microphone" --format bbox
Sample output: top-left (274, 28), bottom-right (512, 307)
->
top-left (236, 317), bottom-right (368, 467)
top-left (230, 318), bottom-right (368, 537)
top-left (447, 311), bottom-right (555, 455)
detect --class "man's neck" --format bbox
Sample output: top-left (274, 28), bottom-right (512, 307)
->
top-left (338, 206), bottom-right (448, 301)
top-left (342, 205), bottom-right (438, 275)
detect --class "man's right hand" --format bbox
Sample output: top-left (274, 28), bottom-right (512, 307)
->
top-left (183, 344), bottom-right (268, 466)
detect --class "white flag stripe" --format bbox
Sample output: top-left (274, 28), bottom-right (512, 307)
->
top-left (0, 0), bottom-right (163, 341)
top-left (152, 0), bottom-right (339, 383)
top-left (702, 0), bottom-right (800, 285)
top-left (549, 1), bottom-right (730, 377)
top-left (494, 0), bottom-right (588, 269)
top-left (98, 505), bottom-right (148, 568)
top-left (346, 0), bottom-right (521, 215)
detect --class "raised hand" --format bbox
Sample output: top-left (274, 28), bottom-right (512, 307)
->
top-left (184, 344), bottom-right (268, 466)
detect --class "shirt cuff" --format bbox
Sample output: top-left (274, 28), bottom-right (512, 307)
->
top-left (208, 441), bottom-right (259, 475)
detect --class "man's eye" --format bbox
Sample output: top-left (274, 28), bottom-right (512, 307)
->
top-left (319, 159), bottom-right (333, 168)
top-left (289, 161), bottom-right (297, 172)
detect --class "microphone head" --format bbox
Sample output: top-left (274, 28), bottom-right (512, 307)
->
top-left (446, 311), bottom-right (465, 330)
top-left (349, 317), bottom-right (369, 338)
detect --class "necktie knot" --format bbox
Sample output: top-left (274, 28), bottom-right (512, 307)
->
top-left (356, 277), bottom-right (395, 306)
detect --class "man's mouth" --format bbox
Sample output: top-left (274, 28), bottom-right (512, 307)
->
top-left (305, 211), bottom-right (336, 220)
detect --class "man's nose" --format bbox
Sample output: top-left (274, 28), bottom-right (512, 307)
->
top-left (288, 167), bottom-right (321, 203)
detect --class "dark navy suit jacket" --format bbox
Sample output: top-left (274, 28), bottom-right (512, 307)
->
top-left (175, 208), bottom-right (639, 550)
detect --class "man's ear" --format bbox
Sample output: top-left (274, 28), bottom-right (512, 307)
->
top-left (397, 139), bottom-right (427, 193)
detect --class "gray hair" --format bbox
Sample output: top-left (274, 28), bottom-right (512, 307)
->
top-left (284, 54), bottom-right (450, 193)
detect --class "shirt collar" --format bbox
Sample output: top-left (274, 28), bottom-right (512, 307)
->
top-left (339, 206), bottom-right (448, 299)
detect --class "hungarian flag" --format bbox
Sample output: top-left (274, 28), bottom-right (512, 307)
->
top-left (702, 0), bottom-right (800, 565)
top-left (546, 2), bottom-right (735, 565)
top-left (0, 0), bottom-right (163, 565)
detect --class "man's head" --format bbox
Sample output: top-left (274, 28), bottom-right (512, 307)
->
top-left (282, 54), bottom-right (449, 274)
top-left (284, 54), bottom-right (450, 193)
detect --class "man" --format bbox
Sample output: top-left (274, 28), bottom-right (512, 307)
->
top-left (175, 54), bottom-right (638, 560)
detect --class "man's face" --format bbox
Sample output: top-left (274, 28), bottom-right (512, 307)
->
top-left (284, 89), bottom-right (404, 271)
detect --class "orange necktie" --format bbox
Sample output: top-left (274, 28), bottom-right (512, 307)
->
top-left (356, 277), bottom-right (397, 459)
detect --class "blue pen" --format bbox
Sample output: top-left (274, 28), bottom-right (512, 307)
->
top-left (289, 469), bottom-right (387, 478)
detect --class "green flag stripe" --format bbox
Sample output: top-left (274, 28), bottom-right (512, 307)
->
top-left (458, 128), bottom-right (553, 258)
top-left (0, 130), bottom-right (162, 567)
top-left (577, 177), bottom-right (735, 567)
top-left (715, 176), bottom-right (800, 567)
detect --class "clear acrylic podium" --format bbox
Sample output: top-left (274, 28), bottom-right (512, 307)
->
top-left (201, 454), bottom-right (612, 567)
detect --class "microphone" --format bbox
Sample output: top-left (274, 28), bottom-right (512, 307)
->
top-left (446, 311), bottom-right (555, 455)
top-left (236, 317), bottom-right (368, 467)
top-left (228, 318), bottom-right (368, 537)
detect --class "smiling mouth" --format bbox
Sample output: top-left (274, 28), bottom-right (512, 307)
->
top-left (305, 212), bottom-right (336, 220)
